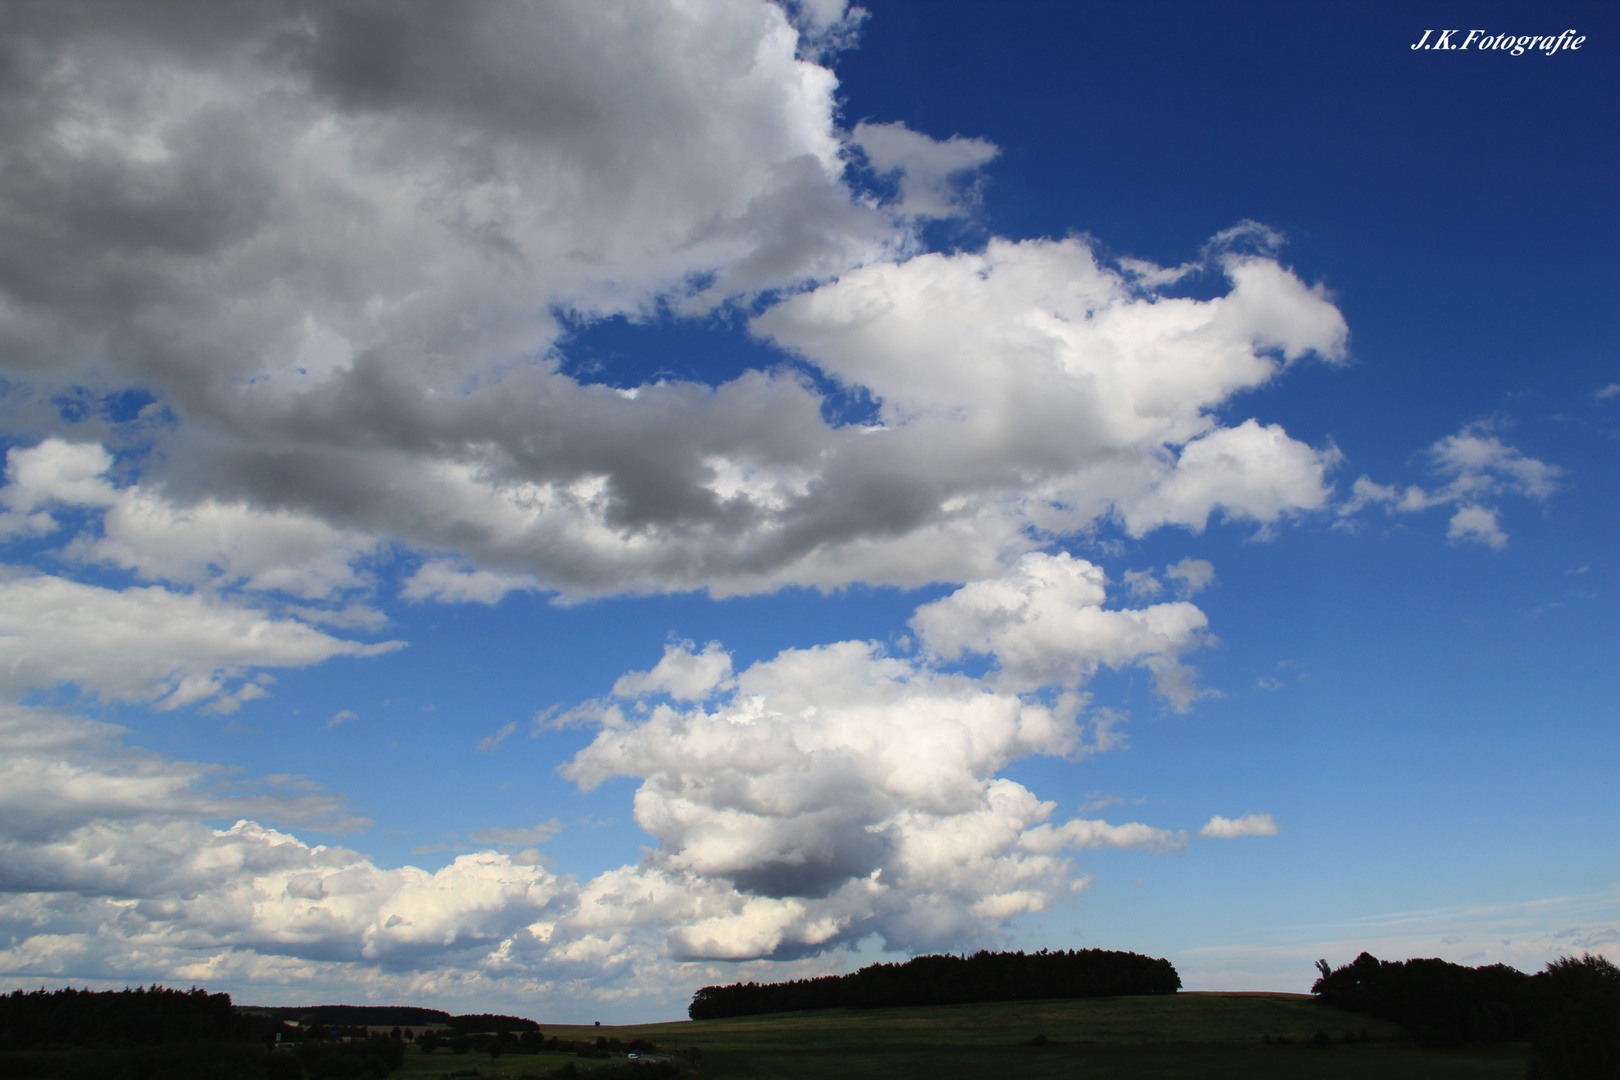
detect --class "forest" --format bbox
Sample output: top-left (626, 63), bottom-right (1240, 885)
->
top-left (688, 947), bottom-right (1180, 1019)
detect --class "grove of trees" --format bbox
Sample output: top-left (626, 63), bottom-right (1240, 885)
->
top-left (1312, 951), bottom-right (1620, 1077)
top-left (689, 947), bottom-right (1181, 1019)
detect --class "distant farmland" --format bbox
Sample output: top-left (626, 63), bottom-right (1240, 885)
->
top-left (511, 992), bottom-right (1531, 1080)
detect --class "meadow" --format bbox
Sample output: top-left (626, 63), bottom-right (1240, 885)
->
top-left (394, 993), bottom-right (1533, 1080)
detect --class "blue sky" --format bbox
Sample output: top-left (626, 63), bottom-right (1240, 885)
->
top-left (0, 1), bottom-right (1614, 1021)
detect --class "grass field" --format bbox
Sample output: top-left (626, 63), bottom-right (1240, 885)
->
top-left (392, 993), bottom-right (1533, 1079)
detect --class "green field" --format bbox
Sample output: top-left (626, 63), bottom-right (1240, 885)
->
top-left (394, 993), bottom-right (1533, 1079)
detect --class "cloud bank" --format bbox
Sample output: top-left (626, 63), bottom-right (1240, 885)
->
top-left (0, 561), bottom-right (1203, 1008)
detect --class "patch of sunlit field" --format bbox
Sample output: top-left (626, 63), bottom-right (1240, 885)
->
top-left (500, 993), bottom-right (1532, 1079)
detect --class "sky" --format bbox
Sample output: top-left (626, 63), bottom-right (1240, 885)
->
top-left (0, 0), bottom-right (1615, 1023)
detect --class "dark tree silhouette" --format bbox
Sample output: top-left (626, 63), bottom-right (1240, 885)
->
top-left (1528, 954), bottom-right (1620, 1079)
top-left (690, 948), bottom-right (1180, 1019)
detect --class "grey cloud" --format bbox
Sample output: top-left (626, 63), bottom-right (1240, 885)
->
top-left (0, 0), bottom-right (886, 400)
top-left (1, 3), bottom-right (1347, 601)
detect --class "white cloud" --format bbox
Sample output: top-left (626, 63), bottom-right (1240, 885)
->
top-left (476, 722), bottom-right (518, 754)
top-left (4, 440), bottom-right (383, 601)
top-left (562, 627), bottom-right (1178, 959)
top-left (0, 820), bottom-right (567, 970)
top-left (1340, 420), bottom-right (1561, 548)
top-left (1447, 504), bottom-right (1508, 550)
top-left (1199, 813), bottom-right (1279, 838)
top-left (0, 703), bottom-right (368, 846)
top-left (1123, 569), bottom-right (1163, 599)
top-left (1019, 818), bottom-right (1187, 854)
top-left (1596, 383), bottom-right (1620, 402)
top-left (1166, 558), bottom-right (1216, 597)
top-left (288, 604), bottom-right (390, 632)
top-left (325, 710), bottom-right (358, 729)
top-left (1, 439), bottom-right (117, 513)
top-left (612, 641), bottom-right (735, 702)
top-left (0, 571), bottom-right (403, 712)
top-left (784, 0), bottom-right (869, 59)
top-left (1119, 419), bottom-right (1339, 536)
top-left (401, 562), bottom-right (537, 605)
top-left (909, 552), bottom-right (1211, 706)
top-left (0, 700), bottom-right (584, 994)
top-left (851, 121), bottom-right (999, 218)
top-left (1429, 423), bottom-right (1561, 500)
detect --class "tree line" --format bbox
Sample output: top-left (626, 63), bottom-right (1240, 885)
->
top-left (0, 985), bottom-right (685, 1080)
top-left (0, 985), bottom-right (243, 1047)
top-left (1312, 951), bottom-right (1619, 1078)
top-left (244, 1004), bottom-right (538, 1033)
top-left (0, 987), bottom-right (408, 1079)
top-left (688, 947), bottom-right (1181, 1019)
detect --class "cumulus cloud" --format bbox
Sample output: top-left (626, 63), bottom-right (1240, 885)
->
top-left (141, 229), bottom-right (1347, 601)
top-left (0, 698), bottom-right (583, 993)
top-left (0, 628), bottom-right (1184, 1003)
top-left (1446, 504), bottom-right (1508, 550)
top-left (1199, 813), bottom-right (1278, 839)
top-left (0, 574), bottom-right (1210, 1003)
top-left (0, 0), bottom-right (1348, 599)
top-left (612, 641), bottom-right (735, 702)
top-left (562, 624), bottom-right (1181, 959)
top-left (0, 1), bottom-right (892, 395)
top-left (0, 820), bottom-right (567, 972)
top-left (909, 552), bottom-right (1211, 706)
top-left (1341, 419), bottom-right (1561, 548)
